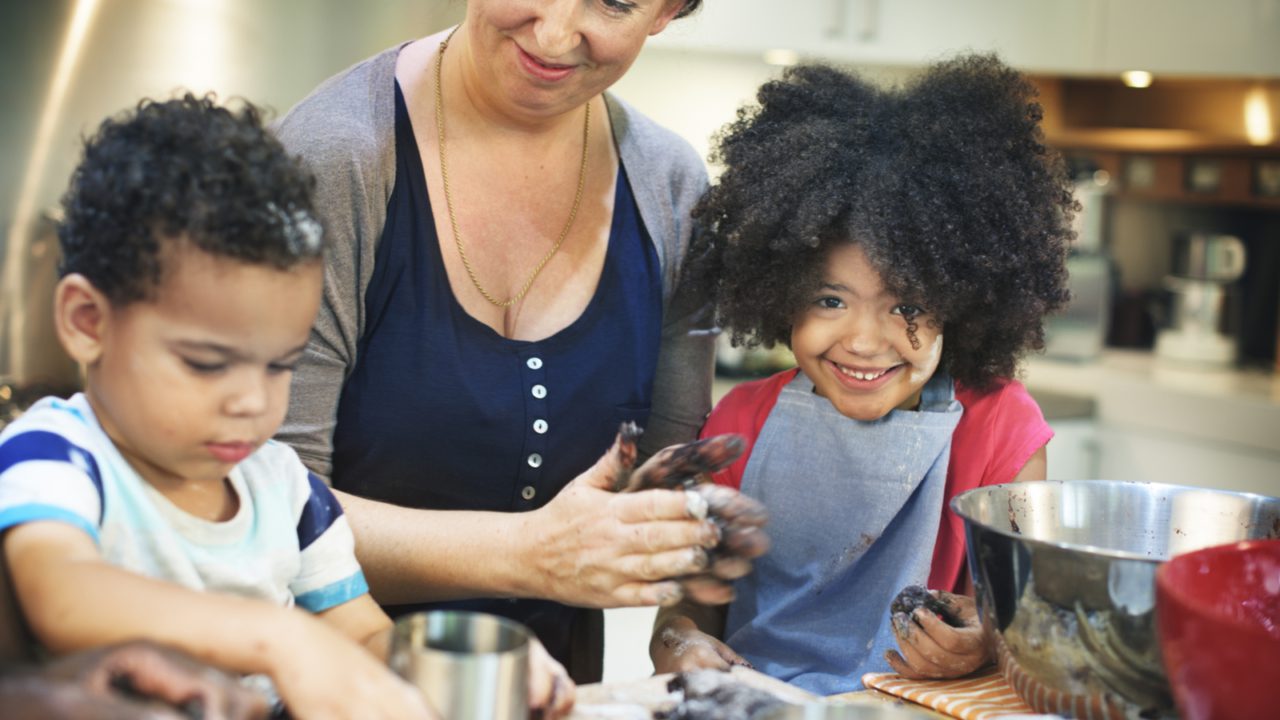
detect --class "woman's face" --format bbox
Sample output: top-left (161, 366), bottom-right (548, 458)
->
top-left (463, 0), bottom-right (684, 118)
top-left (790, 243), bottom-right (944, 422)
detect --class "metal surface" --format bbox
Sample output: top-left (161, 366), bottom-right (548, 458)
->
top-left (952, 480), bottom-right (1280, 720)
top-left (390, 610), bottom-right (530, 720)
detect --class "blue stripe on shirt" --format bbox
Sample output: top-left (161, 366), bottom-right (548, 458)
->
top-left (294, 572), bottom-right (369, 612)
top-left (296, 472), bottom-right (345, 550)
top-left (0, 430), bottom-right (104, 523)
top-left (0, 504), bottom-right (100, 543)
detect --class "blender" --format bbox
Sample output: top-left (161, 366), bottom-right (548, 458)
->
top-left (1154, 233), bottom-right (1246, 367)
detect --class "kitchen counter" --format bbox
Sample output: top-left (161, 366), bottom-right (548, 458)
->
top-left (1022, 350), bottom-right (1280, 456)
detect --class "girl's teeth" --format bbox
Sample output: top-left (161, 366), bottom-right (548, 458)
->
top-left (839, 365), bottom-right (886, 381)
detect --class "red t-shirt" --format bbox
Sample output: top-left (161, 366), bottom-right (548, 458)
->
top-left (700, 368), bottom-right (1052, 593)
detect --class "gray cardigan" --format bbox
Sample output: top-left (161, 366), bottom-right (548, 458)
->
top-left (274, 42), bottom-right (714, 481)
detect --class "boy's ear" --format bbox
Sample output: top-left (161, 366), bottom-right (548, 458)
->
top-left (54, 274), bottom-right (110, 366)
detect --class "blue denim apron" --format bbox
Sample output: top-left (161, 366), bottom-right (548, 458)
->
top-left (724, 370), bottom-right (962, 695)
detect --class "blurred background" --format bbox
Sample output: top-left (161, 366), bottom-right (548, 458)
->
top-left (1, 0), bottom-right (1278, 680)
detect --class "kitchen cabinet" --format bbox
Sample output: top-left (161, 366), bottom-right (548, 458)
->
top-left (1097, 424), bottom-right (1280, 497)
top-left (652, 0), bottom-right (1280, 77)
top-left (1022, 351), bottom-right (1280, 497)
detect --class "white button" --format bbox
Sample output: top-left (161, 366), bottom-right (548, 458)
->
top-left (521, 485), bottom-right (537, 500)
top-left (526, 357), bottom-right (543, 370)
top-left (533, 419), bottom-right (548, 434)
top-left (531, 384), bottom-right (547, 399)
top-left (527, 453), bottom-right (543, 468)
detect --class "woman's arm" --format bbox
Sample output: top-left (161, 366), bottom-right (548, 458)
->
top-left (337, 442), bottom-right (721, 608)
top-left (3, 521), bottom-right (432, 720)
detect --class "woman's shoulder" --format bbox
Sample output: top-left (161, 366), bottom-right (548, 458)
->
top-left (273, 44), bottom-right (403, 161)
top-left (605, 94), bottom-right (706, 186)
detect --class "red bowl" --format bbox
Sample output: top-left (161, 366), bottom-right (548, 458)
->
top-left (1156, 539), bottom-right (1280, 720)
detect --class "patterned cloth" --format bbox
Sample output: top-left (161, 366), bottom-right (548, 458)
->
top-left (0, 394), bottom-right (367, 613)
top-left (860, 667), bottom-right (1036, 720)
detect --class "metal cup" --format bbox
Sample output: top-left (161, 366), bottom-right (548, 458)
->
top-left (389, 611), bottom-right (530, 720)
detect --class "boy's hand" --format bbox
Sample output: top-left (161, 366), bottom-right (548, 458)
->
top-left (884, 590), bottom-right (992, 679)
top-left (528, 637), bottom-right (575, 719)
top-left (272, 612), bottom-right (436, 720)
top-left (651, 624), bottom-right (751, 675)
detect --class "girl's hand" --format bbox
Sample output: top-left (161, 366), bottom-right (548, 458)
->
top-left (884, 590), bottom-right (992, 679)
top-left (651, 623), bottom-right (751, 675)
top-left (271, 612), bottom-right (436, 720)
top-left (528, 637), bottom-right (575, 719)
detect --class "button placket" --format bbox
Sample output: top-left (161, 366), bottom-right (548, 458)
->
top-left (517, 350), bottom-right (549, 508)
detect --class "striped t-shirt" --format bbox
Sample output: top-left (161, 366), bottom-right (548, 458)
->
top-left (0, 393), bottom-right (368, 613)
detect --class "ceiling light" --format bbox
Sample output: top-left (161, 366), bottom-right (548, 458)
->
top-left (1244, 86), bottom-right (1275, 146)
top-left (1121, 70), bottom-right (1153, 88)
top-left (763, 49), bottom-right (800, 67)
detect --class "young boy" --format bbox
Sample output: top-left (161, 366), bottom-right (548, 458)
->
top-left (0, 94), bottom-right (433, 719)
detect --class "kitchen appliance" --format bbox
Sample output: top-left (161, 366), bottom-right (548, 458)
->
top-left (951, 480), bottom-right (1280, 720)
top-left (1044, 173), bottom-right (1114, 361)
top-left (1154, 233), bottom-right (1246, 367)
top-left (1156, 539), bottom-right (1280, 720)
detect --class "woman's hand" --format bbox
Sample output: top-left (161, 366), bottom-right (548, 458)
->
top-left (5, 640), bottom-right (271, 720)
top-left (518, 435), bottom-right (731, 608)
top-left (884, 590), bottom-right (992, 679)
top-left (650, 619), bottom-right (750, 674)
top-left (528, 637), bottom-right (575, 719)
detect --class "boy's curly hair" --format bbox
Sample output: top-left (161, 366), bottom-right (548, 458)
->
top-left (58, 93), bottom-right (321, 305)
top-left (692, 54), bottom-right (1075, 391)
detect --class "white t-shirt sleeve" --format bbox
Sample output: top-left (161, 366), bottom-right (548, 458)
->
top-left (0, 402), bottom-right (105, 543)
top-left (279, 445), bottom-right (369, 612)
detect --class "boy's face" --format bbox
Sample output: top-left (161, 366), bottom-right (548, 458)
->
top-left (791, 243), bottom-right (943, 422)
top-left (83, 240), bottom-right (321, 489)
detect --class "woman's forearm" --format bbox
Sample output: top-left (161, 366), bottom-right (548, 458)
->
top-left (335, 489), bottom-right (533, 604)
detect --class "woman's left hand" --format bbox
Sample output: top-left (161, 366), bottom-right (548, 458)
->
top-left (528, 637), bottom-right (575, 719)
top-left (884, 590), bottom-right (992, 679)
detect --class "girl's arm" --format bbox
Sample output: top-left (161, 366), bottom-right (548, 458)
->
top-left (3, 521), bottom-right (432, 720)
top-left (650, 600), bottom-right (748, 674)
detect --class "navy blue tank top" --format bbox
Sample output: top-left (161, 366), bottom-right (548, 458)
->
top-left (330, 85), bottom-right (663, 665)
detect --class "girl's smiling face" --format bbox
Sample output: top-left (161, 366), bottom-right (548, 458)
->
top-left (790, 243), bottom-right (944, 421)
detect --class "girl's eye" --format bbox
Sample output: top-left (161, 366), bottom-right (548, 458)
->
top-left (183, 359), bottom-right (226, 374)
top-left (267, 362), bottom-right (297, 375)
top-left (814, 296), bottom-right (845, 310)
top-left (892, 304), bottom-right (924, 319)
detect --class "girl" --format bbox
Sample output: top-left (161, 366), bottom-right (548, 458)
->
top-left (650, 55), bottom-right (1076, 695)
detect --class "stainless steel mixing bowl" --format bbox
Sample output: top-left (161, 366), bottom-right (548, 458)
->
top-left (952, 480), bottom-right (1280, 720)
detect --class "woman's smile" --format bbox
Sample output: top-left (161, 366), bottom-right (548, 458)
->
top-left (515, 43), bottom-right (579, 82)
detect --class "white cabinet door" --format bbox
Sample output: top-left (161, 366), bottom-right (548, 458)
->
top-left (1096, 0), bottom-right (1280, 76)
top-left (1046, 418), bottom-right (1100, 480)
top-left (652, 0), bottom-right (1278, 76)
top-left (1097, 426), bottom-right (1280, 498)
top-left (651, 0), bottom-right (1096, 71)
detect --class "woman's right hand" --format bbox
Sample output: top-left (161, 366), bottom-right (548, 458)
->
top-left (271, 612), bottom-right (436, 720)
top-left (518, 434), bottom-right (747, 608)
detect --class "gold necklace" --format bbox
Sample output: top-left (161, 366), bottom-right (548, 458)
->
top-left (435, 28), bottom-right (591, 308)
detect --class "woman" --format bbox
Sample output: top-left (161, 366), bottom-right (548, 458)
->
top-left (274, 0), bottom-right (724, 682)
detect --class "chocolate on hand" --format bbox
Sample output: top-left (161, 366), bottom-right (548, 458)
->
top-left (607, 423), bottom-right (769, 602)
